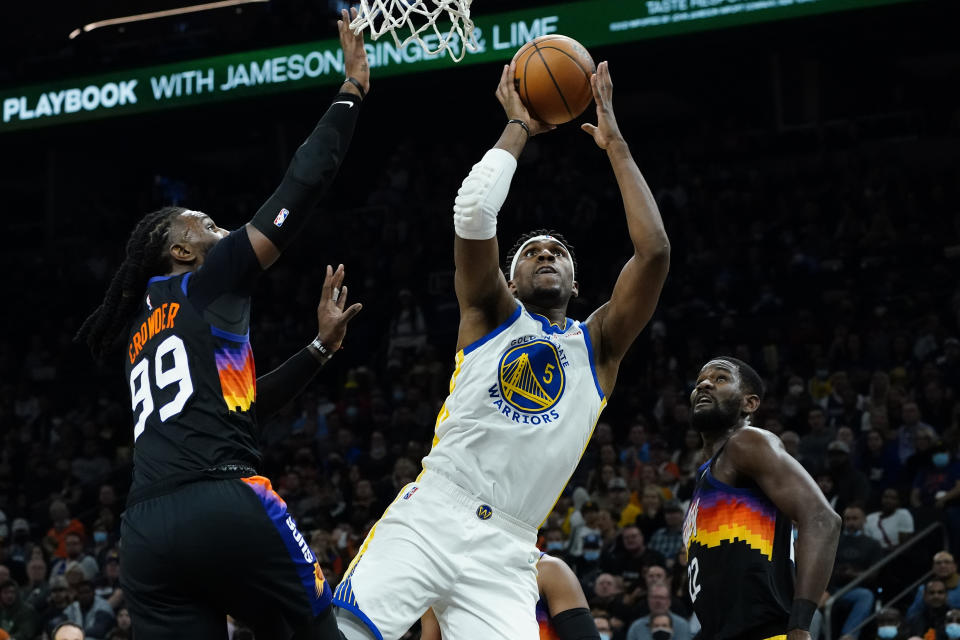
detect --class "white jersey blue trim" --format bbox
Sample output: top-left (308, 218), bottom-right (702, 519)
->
top-left (422, 300), bottom-right (606, 527)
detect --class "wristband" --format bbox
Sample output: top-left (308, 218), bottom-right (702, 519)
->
top-left (787, 598), bottom-right (818, 632)
top-left (344, 76), bottom-right (366, 99)
top-left (507, 118), bottom-right (530, 136)
top-left (308, 337), bottom-right (334, 364)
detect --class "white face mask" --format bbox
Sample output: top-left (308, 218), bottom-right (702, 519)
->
top-left (877, 625), bottom-right (898, 639)
top-left (598, 634), bottom-right (611, 640)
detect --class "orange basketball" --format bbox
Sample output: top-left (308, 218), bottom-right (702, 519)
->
top-left (512, 35), bottom-right (596, 126)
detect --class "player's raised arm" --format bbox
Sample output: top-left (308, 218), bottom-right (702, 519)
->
top-left (245, 9), bottom-right (370, 269)
top-left (582, 62), bottom-right (670, 393)
top-left (725, 428), bottom-right (842, 640)
top-left (453, 62), bottom-right (554, 350)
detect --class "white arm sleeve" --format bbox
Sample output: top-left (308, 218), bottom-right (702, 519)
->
top-left (452, 147), bottom-right (518, 240)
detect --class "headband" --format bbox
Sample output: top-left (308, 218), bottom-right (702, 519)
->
top-left (508, 235), bottom-right (574, 282)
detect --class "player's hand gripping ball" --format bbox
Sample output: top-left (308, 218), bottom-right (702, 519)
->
top-left (512, 35), bottom-right (596, 125)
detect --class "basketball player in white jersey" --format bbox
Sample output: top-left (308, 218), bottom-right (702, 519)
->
top-left (334, 61), bottom-right (669, 640)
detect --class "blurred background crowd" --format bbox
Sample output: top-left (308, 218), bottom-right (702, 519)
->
top-left (1, 1), bottom-right (959, 639)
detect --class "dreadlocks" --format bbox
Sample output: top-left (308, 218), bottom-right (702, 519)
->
top-left (76, 207), bottom-right (185, 362)
top-left (503, 228), bottom-right (578, 280)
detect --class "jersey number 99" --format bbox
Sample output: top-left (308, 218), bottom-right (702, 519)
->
top-left (129, 335), bottom-right (194, 441)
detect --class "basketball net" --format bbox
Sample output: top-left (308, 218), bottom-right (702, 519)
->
top-left (349, 0), bottom-right (477, 63)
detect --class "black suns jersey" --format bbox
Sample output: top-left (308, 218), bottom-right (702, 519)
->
top-left (682, 452), bottom-right (795, 640)
top-left (123, 227), bottom-right (263, 505)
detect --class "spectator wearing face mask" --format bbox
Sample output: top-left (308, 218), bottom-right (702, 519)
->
top-left (648, 614), bottom-right (675, 640)
top-left (872, 607), bottom-right (905, 640)
top-left (542, 526), bottom-right (569, 557)
top-left (910, 442), bottom-right (960, 550)
top-left (89, 521), bottom-right (112, 568)
top-left (570, 501), bottom-right (602, 561)
top-left (625, 583), bottom-right (691, 640)
top-left (944, 608), bottom-right (960, 640)
top-left (577, 533), bottom-right (605, 578)
top-left (594, 614), bottom-right (613, 640)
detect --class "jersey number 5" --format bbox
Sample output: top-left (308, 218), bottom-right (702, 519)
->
top-left (129, 335), bottom-right (194, 441)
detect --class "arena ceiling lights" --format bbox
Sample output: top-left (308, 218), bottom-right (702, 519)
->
top-left (68, 0), bottom-right (269, 40)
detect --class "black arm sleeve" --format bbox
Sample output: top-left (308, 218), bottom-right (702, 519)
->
top-left (250, 92), bottom-right (361, 250)
top-left (254, 347), bottom-right (325, 423)
top-left (551, 608), bottom-right (600, 640)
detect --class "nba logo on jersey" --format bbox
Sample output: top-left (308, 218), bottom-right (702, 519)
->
top-left (403, 486), bottom-right (418, 500)
top-left (497, 339), bottom-right (565, 414)
top-left (274, 208), bottom-right (290, 227)
top-left (476, 504), bottom-right (493, 520)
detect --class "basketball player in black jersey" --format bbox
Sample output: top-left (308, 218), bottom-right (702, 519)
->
top-left (683, 357), bottom-right (841, 640)
top-left (75, 11), bottom-right (368, 640)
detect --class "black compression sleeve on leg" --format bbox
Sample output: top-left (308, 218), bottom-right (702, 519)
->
top-left (250, 92), bottom-right (361, 251)
top-left (551, 608), bottom-right (600, 640)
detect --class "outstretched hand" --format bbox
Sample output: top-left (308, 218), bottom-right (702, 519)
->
top-left (338, 8), bottom-right (370, 96)
top-left (316, 264), bottom-right (362, 352)
top-left (581, 61), bottom-right (624, 149)
top-left (496, 62), bottom-right (555, 136)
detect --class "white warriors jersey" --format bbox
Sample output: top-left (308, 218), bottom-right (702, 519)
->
top-left (421, 301), bottom-right (607, 527)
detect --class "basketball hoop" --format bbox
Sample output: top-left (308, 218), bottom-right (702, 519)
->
top-left (349, 0), bottom-right (477, 63)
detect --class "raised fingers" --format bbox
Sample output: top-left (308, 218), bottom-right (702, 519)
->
top-left (341, 302), bottom-right (363, 323)
top-left (497, 64), bottom-right (511, 96)
top-left (321, 264), bottom-right (334, 300)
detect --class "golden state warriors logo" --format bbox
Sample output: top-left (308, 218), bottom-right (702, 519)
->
top-left (498, 339), bottom-right (565, 414)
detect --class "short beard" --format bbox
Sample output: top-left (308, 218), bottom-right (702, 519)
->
top-left (516, 282), bottom-right (570, 308)
top-left (691, 397), bottom-right (741, 434)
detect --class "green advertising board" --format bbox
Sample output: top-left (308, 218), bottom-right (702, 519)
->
top-left (1, 0), bottom-right (916, 133)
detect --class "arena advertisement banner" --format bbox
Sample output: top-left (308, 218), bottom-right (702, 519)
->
top-left (1, 0), bottom-right (915, 133)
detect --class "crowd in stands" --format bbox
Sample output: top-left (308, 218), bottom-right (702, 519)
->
top-left (2, 8), bottom-right (959, 638)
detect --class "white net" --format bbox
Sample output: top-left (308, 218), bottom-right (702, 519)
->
top-left (349, 0), bottom-right (477, 63)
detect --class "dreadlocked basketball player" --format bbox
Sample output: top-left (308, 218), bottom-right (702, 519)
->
top-left (683, 357), bottom-right (841, 640)
top-left (75, 11), bottom-right (368, 640)
top-left (333, 61), bottom-right (669, 640)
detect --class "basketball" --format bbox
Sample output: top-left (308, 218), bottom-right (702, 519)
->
top-left (512, 35), bottom-right (596, 126)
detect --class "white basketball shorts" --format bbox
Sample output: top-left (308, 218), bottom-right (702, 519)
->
top-left (333, 469), bottom-right (541, 640)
